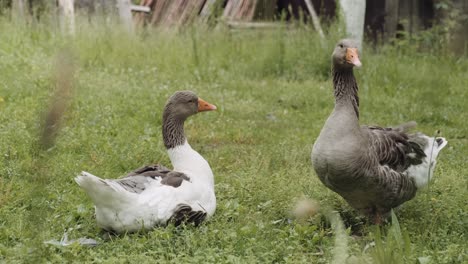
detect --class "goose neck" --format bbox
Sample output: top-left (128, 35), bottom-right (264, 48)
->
top-left (332, 67), bottom-right (360, 119)
top-left (162, 111), bottom-right (186, 149)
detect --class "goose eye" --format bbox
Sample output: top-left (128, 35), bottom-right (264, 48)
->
top-left (339, 44), bottom-right (344, 48)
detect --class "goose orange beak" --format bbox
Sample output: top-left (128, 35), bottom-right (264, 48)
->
top-left (346, 48), bottom-right (362, 67)
top-left (198, 98), bottom-right (217, 112)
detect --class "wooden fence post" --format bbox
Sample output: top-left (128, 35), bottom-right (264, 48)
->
top-left (117, 0), bottom-right (134, 33)
top-left (339, 0), bottom-right (366, 51)
top-left (58, 0), bottom-right (75, 36)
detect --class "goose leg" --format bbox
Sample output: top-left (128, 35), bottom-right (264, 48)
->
top-left (373, 212), bottom-right (383, 225)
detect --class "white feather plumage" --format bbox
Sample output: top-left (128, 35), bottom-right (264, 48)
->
top-left (75, 141), bottom-right (216, 233)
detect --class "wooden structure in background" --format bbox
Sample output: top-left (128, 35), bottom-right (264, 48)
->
top-left (222, 0), bottom-right (328, 38)
top-left (55, 0), bottom-right (466, 52)
top-left (221, 0), bottom-right (334, 24)
top-left (134, 0), bottom-right (207, 27)
top-left (133, 0), bottom-right (332, 35)
top-left (223, 0), bottom-right (272, 21)
top-left (365, 0), bottom-right (437, 43)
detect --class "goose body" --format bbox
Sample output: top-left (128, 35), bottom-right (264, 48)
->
top-left (311, 40), bottom-right (447, 223)
top-left (76, 91), bottom-right (217, 233)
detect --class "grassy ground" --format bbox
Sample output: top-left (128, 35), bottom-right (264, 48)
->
top-left (0, 17), bottom-right (466, 263)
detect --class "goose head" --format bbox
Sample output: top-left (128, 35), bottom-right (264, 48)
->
top-left (162, 91), bottom-right (216, 149)
top-left (332, 39), bottom-right (362, 69)
top-left (164, 91), bottom-right (217, 121)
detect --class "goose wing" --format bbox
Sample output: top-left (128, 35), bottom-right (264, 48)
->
top-left (364, 123), bottom-right (426, 172)
top-left (125, 164), bottom-right (172, 177)
top-left (114, 164), bottom-right (190, 193)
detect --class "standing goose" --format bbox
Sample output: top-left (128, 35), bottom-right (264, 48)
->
top-left (311, 39), bottom-right (447, 224)
top-left (76, 91), bottom-right (217, 233)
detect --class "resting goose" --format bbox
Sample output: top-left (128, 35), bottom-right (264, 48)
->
top-left (311, 39), bottom-right (448, 224)
top-left (76, 91), bottom-right (217, 233)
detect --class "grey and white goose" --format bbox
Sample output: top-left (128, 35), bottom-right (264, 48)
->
top-left (76, 91), bottom-right (217, 233)
top-left (311, 39), bottom-right (447, 224)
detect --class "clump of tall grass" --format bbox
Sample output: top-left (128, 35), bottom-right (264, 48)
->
top-left (366, 211), bottom-right (412, 264)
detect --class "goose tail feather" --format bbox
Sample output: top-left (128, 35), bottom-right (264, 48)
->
top-left (407, 136), bottom-right (448, 189)
top-left (75, 171), bottom-right (132, 207)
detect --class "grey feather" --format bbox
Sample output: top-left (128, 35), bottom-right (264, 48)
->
top-left (365, 125), bottom-right (426, 171)
top-left (113, 163), bottom-right (190, 193)
top-left (116, 176), bottom-right (154, 194)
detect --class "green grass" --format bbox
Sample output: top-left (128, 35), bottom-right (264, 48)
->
top-left (0, 16), bottom-right (467, 263)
